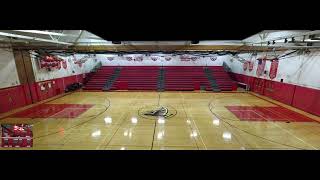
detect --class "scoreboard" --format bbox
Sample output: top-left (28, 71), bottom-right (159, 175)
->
top-left (1, 124), bottom-right (33, 148)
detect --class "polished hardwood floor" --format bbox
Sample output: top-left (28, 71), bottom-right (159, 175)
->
top-left (1, 91), bottom-right (320, 150)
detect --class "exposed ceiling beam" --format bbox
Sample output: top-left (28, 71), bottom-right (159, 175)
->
top-left (246, 30), bottom-right (320, 44)
top-left (73, 30), bottom-right (84, 45)
top-left (13, 30), bottom-right (78, 37)
top-left (12, 30), bottom-right (104, 41)
top-left (68, 45), bottom-right (283, 52)
top-left (0, 32), bottom-right (72, 45)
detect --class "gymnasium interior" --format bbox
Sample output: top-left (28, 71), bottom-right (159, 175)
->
top-left (0, 30), bottom-right (319, 150)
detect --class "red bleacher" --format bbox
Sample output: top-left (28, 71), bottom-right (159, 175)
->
top-left (83, 66), bottom-right (234, 91)
top-left (110, 66), bottom-right (160, 90)
top-left (207, 66), bottom-right (233, 91)
top-left (83, 67), bottom-right (116, 90)
top-left (163, 66), bottom-right (210, 91)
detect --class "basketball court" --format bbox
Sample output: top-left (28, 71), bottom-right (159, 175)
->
top-left (0, 30), bottom-right (320, 150)
top-left (1, 91), bottom-right (319, 150)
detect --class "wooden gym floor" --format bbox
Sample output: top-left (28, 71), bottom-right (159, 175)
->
top-left (1, 91), bottom-right (320, 150)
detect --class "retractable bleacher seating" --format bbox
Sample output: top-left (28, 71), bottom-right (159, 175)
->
top-left (163, 66), bottom-right (211, 91)
top-left (83, 66), bottom-right (234, 92)
top-left (110, 66), bottom-right (160, 90)
top-left (83, 66), bottom-right (116, 90)
top-left (207, 66), bottom-right (233, 91)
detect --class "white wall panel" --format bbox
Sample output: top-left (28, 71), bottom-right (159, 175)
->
top-left (224, 50), bottom-right (320, 90)
top-left (0, 48), bottom-right (20, 88)
top-left (97, 54), bottom-right (227, 66)
top-left (31, 53), bottom-right (99, 82)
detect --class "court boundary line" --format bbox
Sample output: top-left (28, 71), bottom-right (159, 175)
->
top-left (150, 92), bottom-right (161, 150)
top-left (179, 92), bottom-right (202, 150)
top-left (208, 94), bottom-right (307, 150)
top-left (248, 92), bottom-right (320, 123)
top-left (0, 92), bottom-right (74, 121)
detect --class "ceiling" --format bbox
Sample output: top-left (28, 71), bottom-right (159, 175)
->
top-left (1, 30), bottom-right (320, 53)
top-left (88, 29), bottom-right (259, 41)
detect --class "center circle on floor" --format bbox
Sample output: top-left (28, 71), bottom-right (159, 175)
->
top-left (138, 105), bottom-right (177, 120)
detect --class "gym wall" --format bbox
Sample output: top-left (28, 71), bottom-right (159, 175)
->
top-left (0, 49), bottom-right (99, 113)
top-left (97, 54), bottom-right (228, 66)
top-left (226, 50), bottom-right (320, 116)
top-left (0, 48), bottom-right (20, 89)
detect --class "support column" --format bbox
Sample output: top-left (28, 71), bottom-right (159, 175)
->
top-left (13, 50), bottom-right (37, 104)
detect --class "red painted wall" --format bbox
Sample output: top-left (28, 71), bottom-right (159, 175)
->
top-left (0, 74), bottom-right (88, 114)
top-left (231, 72), bottom-right (320, 117)
top-left (0, 85), bottom-right (30, 113)
top-left (292, 86), bottom-right (320, 117)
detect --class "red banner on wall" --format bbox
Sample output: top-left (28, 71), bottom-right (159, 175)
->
top-left (57, 62), bottom-right (61, 70)
top-left (269, 58), bottom-right (279, 79)
top-left (243, 61), bottom-right (248, 71)
top-left (256, 57), bottom-right (266, 77)
top-left (248, 61), bottom-right (254, 71)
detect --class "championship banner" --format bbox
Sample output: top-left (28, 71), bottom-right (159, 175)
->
top-left (73, 55), bottom-right (88, 68)
top-left (180, 55), bottom-right (191, 61)
top-left (243, 61), bottom-right (248, 71)
top-left (151, 56), bottom-right (158, 61)
top-left (269, 58), bottom-right (279, 79)
top-left (248, 61), bottom-right (254, 71)
top-left (210, 56), bottom-right (217, 61)
top-left (191, 56), bottom-right (199, 61)
top-left (134, 56), bottom-right (143, 61)
top-left (256, 57), bottom-right (266, 76)
top-left (38, 55), bottom-right (63, 71)
top-left (107, 57), bottom-right (114, 61)
top-left (125, 56), bottom-right (133, 61)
